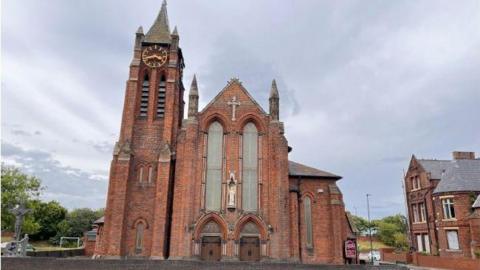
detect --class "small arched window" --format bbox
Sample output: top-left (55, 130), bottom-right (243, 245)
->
top-left (148, 166), bottom-right (153, 183)
top-left (138, 166), bottom-right (144, 182)
top-left (157, 75), bottom-right (166, 118)
top-left (140, 74), bottom-right (150, 117)
top-left (135, 222), bottom-right (144, 253)
top-left (304, 196), bottom-right (313, 248)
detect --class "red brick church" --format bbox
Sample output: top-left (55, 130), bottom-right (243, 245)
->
top-left (93, 1), bottom-right (355, 264)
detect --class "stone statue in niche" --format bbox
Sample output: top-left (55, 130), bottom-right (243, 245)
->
top-left (227, 171), bottom-right (237, 209)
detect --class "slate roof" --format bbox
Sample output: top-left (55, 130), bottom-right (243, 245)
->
top-left (473, 195), bottom-right (480, 208)
top-left (94, 216), bottom-right (104, 224)
top-left (288, 161), bottom-right (341, 179)
top-left (144, 0), bottom-right (172, 44)
top-left (417, 159), bottom-right (452, 180)
top-left (433, 159), bottom-right (480, 194)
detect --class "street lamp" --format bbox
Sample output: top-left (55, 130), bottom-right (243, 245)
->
top-left (366, 194), bottom-right (373, 264)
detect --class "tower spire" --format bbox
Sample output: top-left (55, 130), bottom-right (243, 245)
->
top-left (269, 79), bottom-right (280, 121)
top-left (188, 75), bottom-right (199, 118)
top-left (144, 0), bottom-right (171, 44)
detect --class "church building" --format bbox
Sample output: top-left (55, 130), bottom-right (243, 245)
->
top-left (94, 1), bottom-right (355, 264)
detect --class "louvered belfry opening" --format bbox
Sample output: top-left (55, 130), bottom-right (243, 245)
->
top-left (157, 75), bottom-right (166, 118)
top-left (140, 74), bottom-right (150, 117)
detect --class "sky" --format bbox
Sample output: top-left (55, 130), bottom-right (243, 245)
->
top-left (2, 0), bottom-right (479, 219)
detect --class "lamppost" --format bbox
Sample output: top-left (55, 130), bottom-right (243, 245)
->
top-left (366, 194), bottom-right (373, 264)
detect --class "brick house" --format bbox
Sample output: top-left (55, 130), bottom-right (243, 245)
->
top-left (404, 151), bottom-right (480, 259)
top-left (93, 1), bottom-right (354, 264)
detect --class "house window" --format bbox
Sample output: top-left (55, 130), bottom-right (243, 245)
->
top-left (412, 176), bottom-right (420, 190)
top-left (419, 203), bottom-right (426, 222)
top-left (442, 198), bottom-right (455, 219)
top-left (135, 222), bottom-right (144, 253)
top-left (140, 74), bottom-right (149, 117)
top-left (416, 234), bottom-right (430, 253)
top-left (446, 230), bottom-right (459, 250)
top-left (423, 234), bottom-right (430, 253)
top-left (416, 234), bottom-right (424, 252)
top-left (205, 121), bottom-right (223, 211)
top-left (157, 75), bottom-right (166, 118)
top-left (412, 204), bottom-right (419, 223)
top-left (304, 196), bottom-right (313, 248)
top-left (242, 122), bottom-right (258, 212)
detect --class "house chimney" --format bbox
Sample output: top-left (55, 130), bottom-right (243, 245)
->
top-left (452, 151), bottom-right (475, 160)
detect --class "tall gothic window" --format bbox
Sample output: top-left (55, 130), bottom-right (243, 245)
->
top-left (205, 121), bottom-right (223, 211)
top-left (304, 196), bottom-right (313, 248)
top-left (242, 122), bottom-right (258, 211)
top-left (157, 75), bottom-right (166, 118)
top-left (140, 74), bottom-right (149, 117)
top-left (135, 222), bottom-right (144, 253)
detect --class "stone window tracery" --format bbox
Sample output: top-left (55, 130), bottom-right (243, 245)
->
top-left (242, 122), bottom-right (258, 212)
top-left (205, 121), bottom-right (223, 211)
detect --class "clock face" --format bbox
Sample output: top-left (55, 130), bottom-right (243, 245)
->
top-left (142, 45), bottom-right (168, 68)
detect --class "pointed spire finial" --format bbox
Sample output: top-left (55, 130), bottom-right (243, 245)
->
top-left (270, 79), bottom-right (279, 98)
top-left (269, 79), bottom-right (279, 121)
top-left (188, 74), bottom-right (199, 118)
top-left (190, 74), bottom-right (198, 96)
top-left (144, 0), bottom-right (171, 44)
top-left (172, 25), bottom-right (179, 36)
top-left (136, 26), bottom-right (144, 34)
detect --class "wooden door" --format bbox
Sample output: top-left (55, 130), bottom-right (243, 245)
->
top-left (239, 237), bottom-right (260, 261)
top-left (200, 236), bottom-right (221, 261)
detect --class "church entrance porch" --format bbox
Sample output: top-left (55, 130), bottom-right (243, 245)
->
top-left (200, 236), bottom-right (221, 261)
top-left (239, 236), bottom-right (260, 261)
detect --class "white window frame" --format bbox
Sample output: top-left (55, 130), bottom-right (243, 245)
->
top-left (423, 234), bottom-right (430, 254)
top-left (419, 203), bottom-right (426, 222)
top-left (446, 230), bottom-right (460, 250)
top-left (416, 234), bottom-right (424, 252)
top-left (412, 204), bottom-right (419, 223)
top-left (442, 198), bottom-right (455, 220)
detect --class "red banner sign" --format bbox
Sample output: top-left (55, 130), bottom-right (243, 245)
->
top-left (345, 239), bottom-right (357, 258)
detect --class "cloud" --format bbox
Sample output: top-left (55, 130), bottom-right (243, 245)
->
top-left (1, 142), bottom-right (108, 209)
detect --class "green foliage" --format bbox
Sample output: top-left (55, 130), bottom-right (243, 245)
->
top-left (375, 214), bottom-right (408, 250)
top-left (1, 165), bottom-right (43, 232)
top-left (1, 165), bottom-right (104, 246)
top-left (351, 213), bottom-right (408, 250)
top-left (51, 208), bottom-right (104, 244)
top-left (351, 215), bottom-right (374, 234)
top-left (29, 200), bottom-right (67, 240)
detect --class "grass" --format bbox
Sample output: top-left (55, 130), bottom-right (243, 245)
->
top-left (357, 239), bottom-right (391, 252)
top-left (2, 236), bottom-right (79, 251)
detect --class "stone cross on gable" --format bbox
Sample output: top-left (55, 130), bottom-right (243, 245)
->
top-left (227, 96), bottom-right (241, 121)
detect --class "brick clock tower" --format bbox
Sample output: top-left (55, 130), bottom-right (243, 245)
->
top-left (98, 0), bottom-right (184, 258)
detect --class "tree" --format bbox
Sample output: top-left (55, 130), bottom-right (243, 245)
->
top-left (351, 214), bottom-right (374, 235)
top-left (29, 200), bottom-right (68, 240)
top-left (51, 208), bottom-right (104, 244)
top-left (1, 165), bottom-right (43, 233)
top-left (375, 214), bottom-right (408, 250)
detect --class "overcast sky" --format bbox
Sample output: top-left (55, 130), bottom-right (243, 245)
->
top-left (2, 0), bottom-right (479, 218)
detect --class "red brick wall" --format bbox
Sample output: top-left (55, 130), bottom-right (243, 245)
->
top-left (84, 236), bottom-right (96, 257)
top-left (380, 248), bottom-right (412, 264)
top-left (412, 252), bottom-right (480, 270)
top-left (433, 192), bottom-right (479, 258)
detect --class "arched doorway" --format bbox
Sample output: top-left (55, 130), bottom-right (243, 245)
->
top-left (200, 221), bottom-right (222, 261)
top-left (239, 222), bottom-right (261, 261)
